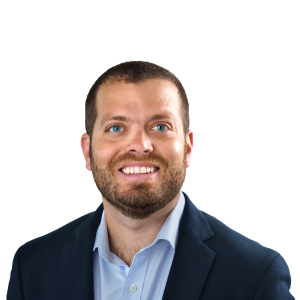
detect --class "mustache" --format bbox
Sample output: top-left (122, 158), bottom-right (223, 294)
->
top-left (108, 152), bottom-right (169, 171)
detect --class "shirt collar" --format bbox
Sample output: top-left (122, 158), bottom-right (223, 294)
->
top-left (93, 191), bottom-right (185, 262)
top-left (93, 209), bottom-right (113, 262)
top-left (154, 191), bottom-right (185, 249)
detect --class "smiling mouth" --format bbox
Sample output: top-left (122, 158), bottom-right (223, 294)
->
top-left (119, 166), bottom-right (159, 175)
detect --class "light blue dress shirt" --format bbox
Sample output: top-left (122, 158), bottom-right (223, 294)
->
top-left (93, 191), bottom-right (185, 300)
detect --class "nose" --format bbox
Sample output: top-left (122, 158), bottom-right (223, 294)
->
top-left (124, 130), bottom-right (153, 154)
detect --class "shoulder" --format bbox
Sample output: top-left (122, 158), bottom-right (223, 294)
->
top-left (201, 211), bottom-right (292, 293)
top-left (17, 212), bottom-right (93, 261)
top-left (202, 211), bottom-right (278, 266)
top-left (182, 193), bottom-right (278, 265)
top-left (201, 211), bottom-right (293, 298)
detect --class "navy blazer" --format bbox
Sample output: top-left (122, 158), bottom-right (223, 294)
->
top-left (7, 193), bottom-right (294, 299)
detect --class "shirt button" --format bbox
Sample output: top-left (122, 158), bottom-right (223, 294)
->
top-left (130, 284), bottom-right (137, 292)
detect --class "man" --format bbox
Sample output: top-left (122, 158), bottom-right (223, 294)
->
top-left (7, 61), bottom-right (294, 299)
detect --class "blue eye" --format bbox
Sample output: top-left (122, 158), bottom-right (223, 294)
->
top-left (110, 125), bottom-right (122, 132)
top-left (155, 125), bottom-right (167, 131)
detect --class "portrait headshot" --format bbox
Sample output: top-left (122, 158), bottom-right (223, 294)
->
top-left (2, 1), bottom-right (299, 300)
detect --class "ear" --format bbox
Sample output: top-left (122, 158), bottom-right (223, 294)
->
top-left (185, 130), bottom-right (193, 168)
top-left (81, 133), bottom-right (91, 171)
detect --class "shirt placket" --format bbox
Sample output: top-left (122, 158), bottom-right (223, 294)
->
top-left (121, 248), bottom-right (152, 300)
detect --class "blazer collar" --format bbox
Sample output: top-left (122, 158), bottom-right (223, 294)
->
top-left (162, 192), bottom-right (216, 300)
top-left (60, 203), bottom-right (104, 300)
top-left (60, 193), bottom-right (215, 300)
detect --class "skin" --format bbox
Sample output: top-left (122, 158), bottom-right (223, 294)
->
top-left (81, 79), bottom-right (193, 266)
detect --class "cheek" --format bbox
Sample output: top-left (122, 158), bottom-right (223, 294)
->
top-left (92, 141), bottom-right (120, 166)
top-left (161, 140), bottom-right (184, 162)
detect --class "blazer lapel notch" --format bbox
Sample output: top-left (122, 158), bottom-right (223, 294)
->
top-left (163, 227), bottom-right (216, 300)
top-left (163, 194), bottom-right (216, 300)
top-left (60, 204), bottom-right (104, 300)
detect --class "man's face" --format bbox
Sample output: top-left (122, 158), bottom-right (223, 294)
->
top-left (81, 79), bottom-right (193, 219)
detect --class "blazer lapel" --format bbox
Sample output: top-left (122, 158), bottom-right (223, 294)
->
top-left (163, 193), bottom-right (216, 300)
top-left (60, 204), bottom-right (104, 300)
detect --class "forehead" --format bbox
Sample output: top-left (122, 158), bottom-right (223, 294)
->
top-left (95, 79), bottom-right (181, 120)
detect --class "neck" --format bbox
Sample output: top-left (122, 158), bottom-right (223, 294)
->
top-left (102, 192), bottom-right (180, 267)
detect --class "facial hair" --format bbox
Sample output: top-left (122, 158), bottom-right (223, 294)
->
top-left (90, 147), bottom-right (187, 219)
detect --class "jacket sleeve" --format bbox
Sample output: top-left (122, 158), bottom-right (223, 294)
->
top-left (255, 254), bottom-right (294, 300)
top-left (7, 247), bottom-right (25, 300)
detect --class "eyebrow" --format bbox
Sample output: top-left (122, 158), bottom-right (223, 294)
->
top-left (101, 115), bottom-right (130, 127)
top-left (101, 113), bottom-right (175, 127)
top-left (148, 113), bottom-right (175, 122)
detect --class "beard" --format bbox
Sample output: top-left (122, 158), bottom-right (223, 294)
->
top-left (90, 147), bottom-right (187, 219)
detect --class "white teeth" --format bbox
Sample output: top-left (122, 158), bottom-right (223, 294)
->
top-left (121, 166), bottom-right (157, 175)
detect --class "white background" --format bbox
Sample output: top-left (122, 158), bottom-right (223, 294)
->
top-left (1, 0), bottom-right (299, 298)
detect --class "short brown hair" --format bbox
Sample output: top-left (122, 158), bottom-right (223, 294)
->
top-left (85, 61), bottom-right (189, 138)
